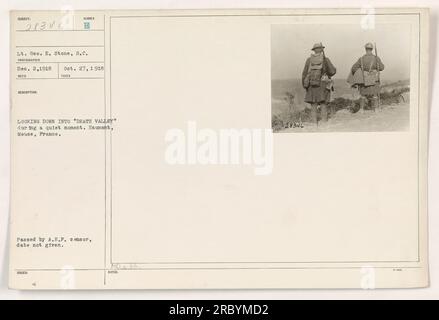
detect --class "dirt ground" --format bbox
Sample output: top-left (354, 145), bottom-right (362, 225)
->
top-left (278, 101), bottom-right (410, 133)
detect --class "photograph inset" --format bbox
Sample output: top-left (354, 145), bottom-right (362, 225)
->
top-left (271, 23), bottom-right (411, 132)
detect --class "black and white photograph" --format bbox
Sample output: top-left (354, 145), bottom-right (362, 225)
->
top-left (271, 23), bottom-right (412, 132)
top-left (0, 2), bottom-right (437, 301)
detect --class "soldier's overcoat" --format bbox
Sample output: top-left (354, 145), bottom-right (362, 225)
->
top-left (302, 55), bottom-right (337, 104)
top-left (351, 53), bottom-right (385, 96)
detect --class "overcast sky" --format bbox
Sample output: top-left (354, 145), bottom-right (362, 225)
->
top-left (271, 23), bottom-right (411, 82)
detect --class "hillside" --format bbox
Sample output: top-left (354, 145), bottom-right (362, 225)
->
top-left (281, 102), bottom-right (409, 132)
top-left (272, 78), bottom-right (410, 132)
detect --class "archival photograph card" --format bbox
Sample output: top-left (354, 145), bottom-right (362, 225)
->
top-left (9, 8), bottom-right (429, 289)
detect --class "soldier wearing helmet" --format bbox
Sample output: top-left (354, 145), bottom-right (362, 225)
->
top-left (350, 43), bottom-right (385, 112)
top-left (302, 42), bottom-right (337, 126)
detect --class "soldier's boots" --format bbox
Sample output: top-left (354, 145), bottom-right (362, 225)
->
top-left (370, 96), bottom-right (379, 112)
top-left (360, 96), bottom-right (379, 112)
top-left (320, 104), bottom-right (328, 122)
top-left (359, 97), bottom-right (367, 113)
top-left (311, 104), bottom-right (318, 126)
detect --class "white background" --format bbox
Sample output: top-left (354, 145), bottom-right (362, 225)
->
top-left (0, 0), bottom-right (438, 299)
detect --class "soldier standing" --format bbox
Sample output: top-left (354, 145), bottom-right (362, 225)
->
top-left (350, 43), bottom-right (385, 112)
top-left (302, 42), bottom-right (337, 126)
